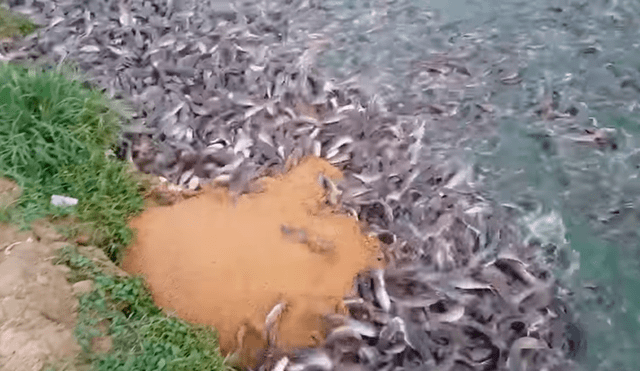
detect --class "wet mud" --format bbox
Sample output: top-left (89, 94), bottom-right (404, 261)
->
top-left (123, 157), bottom-right (381, 366)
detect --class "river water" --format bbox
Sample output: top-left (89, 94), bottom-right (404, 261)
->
top-left (315, 0), bottom-right (640, 370)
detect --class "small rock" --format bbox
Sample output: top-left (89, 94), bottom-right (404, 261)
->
top-left (72, 280), bottom-right (94, 295)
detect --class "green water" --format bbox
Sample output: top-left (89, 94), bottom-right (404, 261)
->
top-left (475, 114), bottom-right (640, 370)
top-left (318, 0), bottom-right (640, 369)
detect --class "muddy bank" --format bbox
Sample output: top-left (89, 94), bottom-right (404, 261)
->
top-left (123, 157), bottom-right (381, 366)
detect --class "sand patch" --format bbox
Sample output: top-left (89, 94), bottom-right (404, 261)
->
top-left (123, 157), bottom-right (381, 366)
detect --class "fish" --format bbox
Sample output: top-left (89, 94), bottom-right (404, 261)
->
top-left (492, 256), bottom-right (540, 286)
top-left (377, 317), bottom-right (410, 355)
top-left (318, 173), bottom-right (342, 206)
top-left (428, 301), bottom-right (465, 324)
top-left (12, 1), bottom-right (579, 370)
top-left (289, 349), bottom-right (333, 371)
top-left (264, 301), bottom-right (287, 345)
top-left (371, 269), bottom-right (391, 313)
top-left (345, 318), bottom-right (378, 339)
top-left (325, 136), bottom-right (354, 159)
top-left (324, 325), bottom-right (362, 348)
top-left (272, 356), bottom-right (289, 371)
top-left (506, 337), bottom-right (548, 371)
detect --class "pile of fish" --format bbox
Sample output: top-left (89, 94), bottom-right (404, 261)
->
top-left (269, 190), bottom-right (582, 371)
top-left (3, 0), bottom-right (584, 370)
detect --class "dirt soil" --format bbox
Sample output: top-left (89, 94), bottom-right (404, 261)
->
top-left (0, 179), bottom-right (80, 371)
top-left (123, 157), bottom-right (382, 366)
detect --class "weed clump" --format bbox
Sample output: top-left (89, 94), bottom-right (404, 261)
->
top-left (0, 5), bottom-right (39, 39)
top-left (0, 62), bottom-right (143, 260)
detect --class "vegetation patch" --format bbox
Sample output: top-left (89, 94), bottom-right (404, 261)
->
top-left (56, 246), bottom-right (227, 371)
top-left (0, 61), bottom-right (143, 261)
top-left (0, 4), bottom-right (39, 39)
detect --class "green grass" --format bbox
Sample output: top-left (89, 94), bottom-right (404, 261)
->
top-left (0, 62), bottom-right (143, 261)
top-left (0, 5), bottom-right (40, 39)
top-left (56, 246), bottom-right (227, 371)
